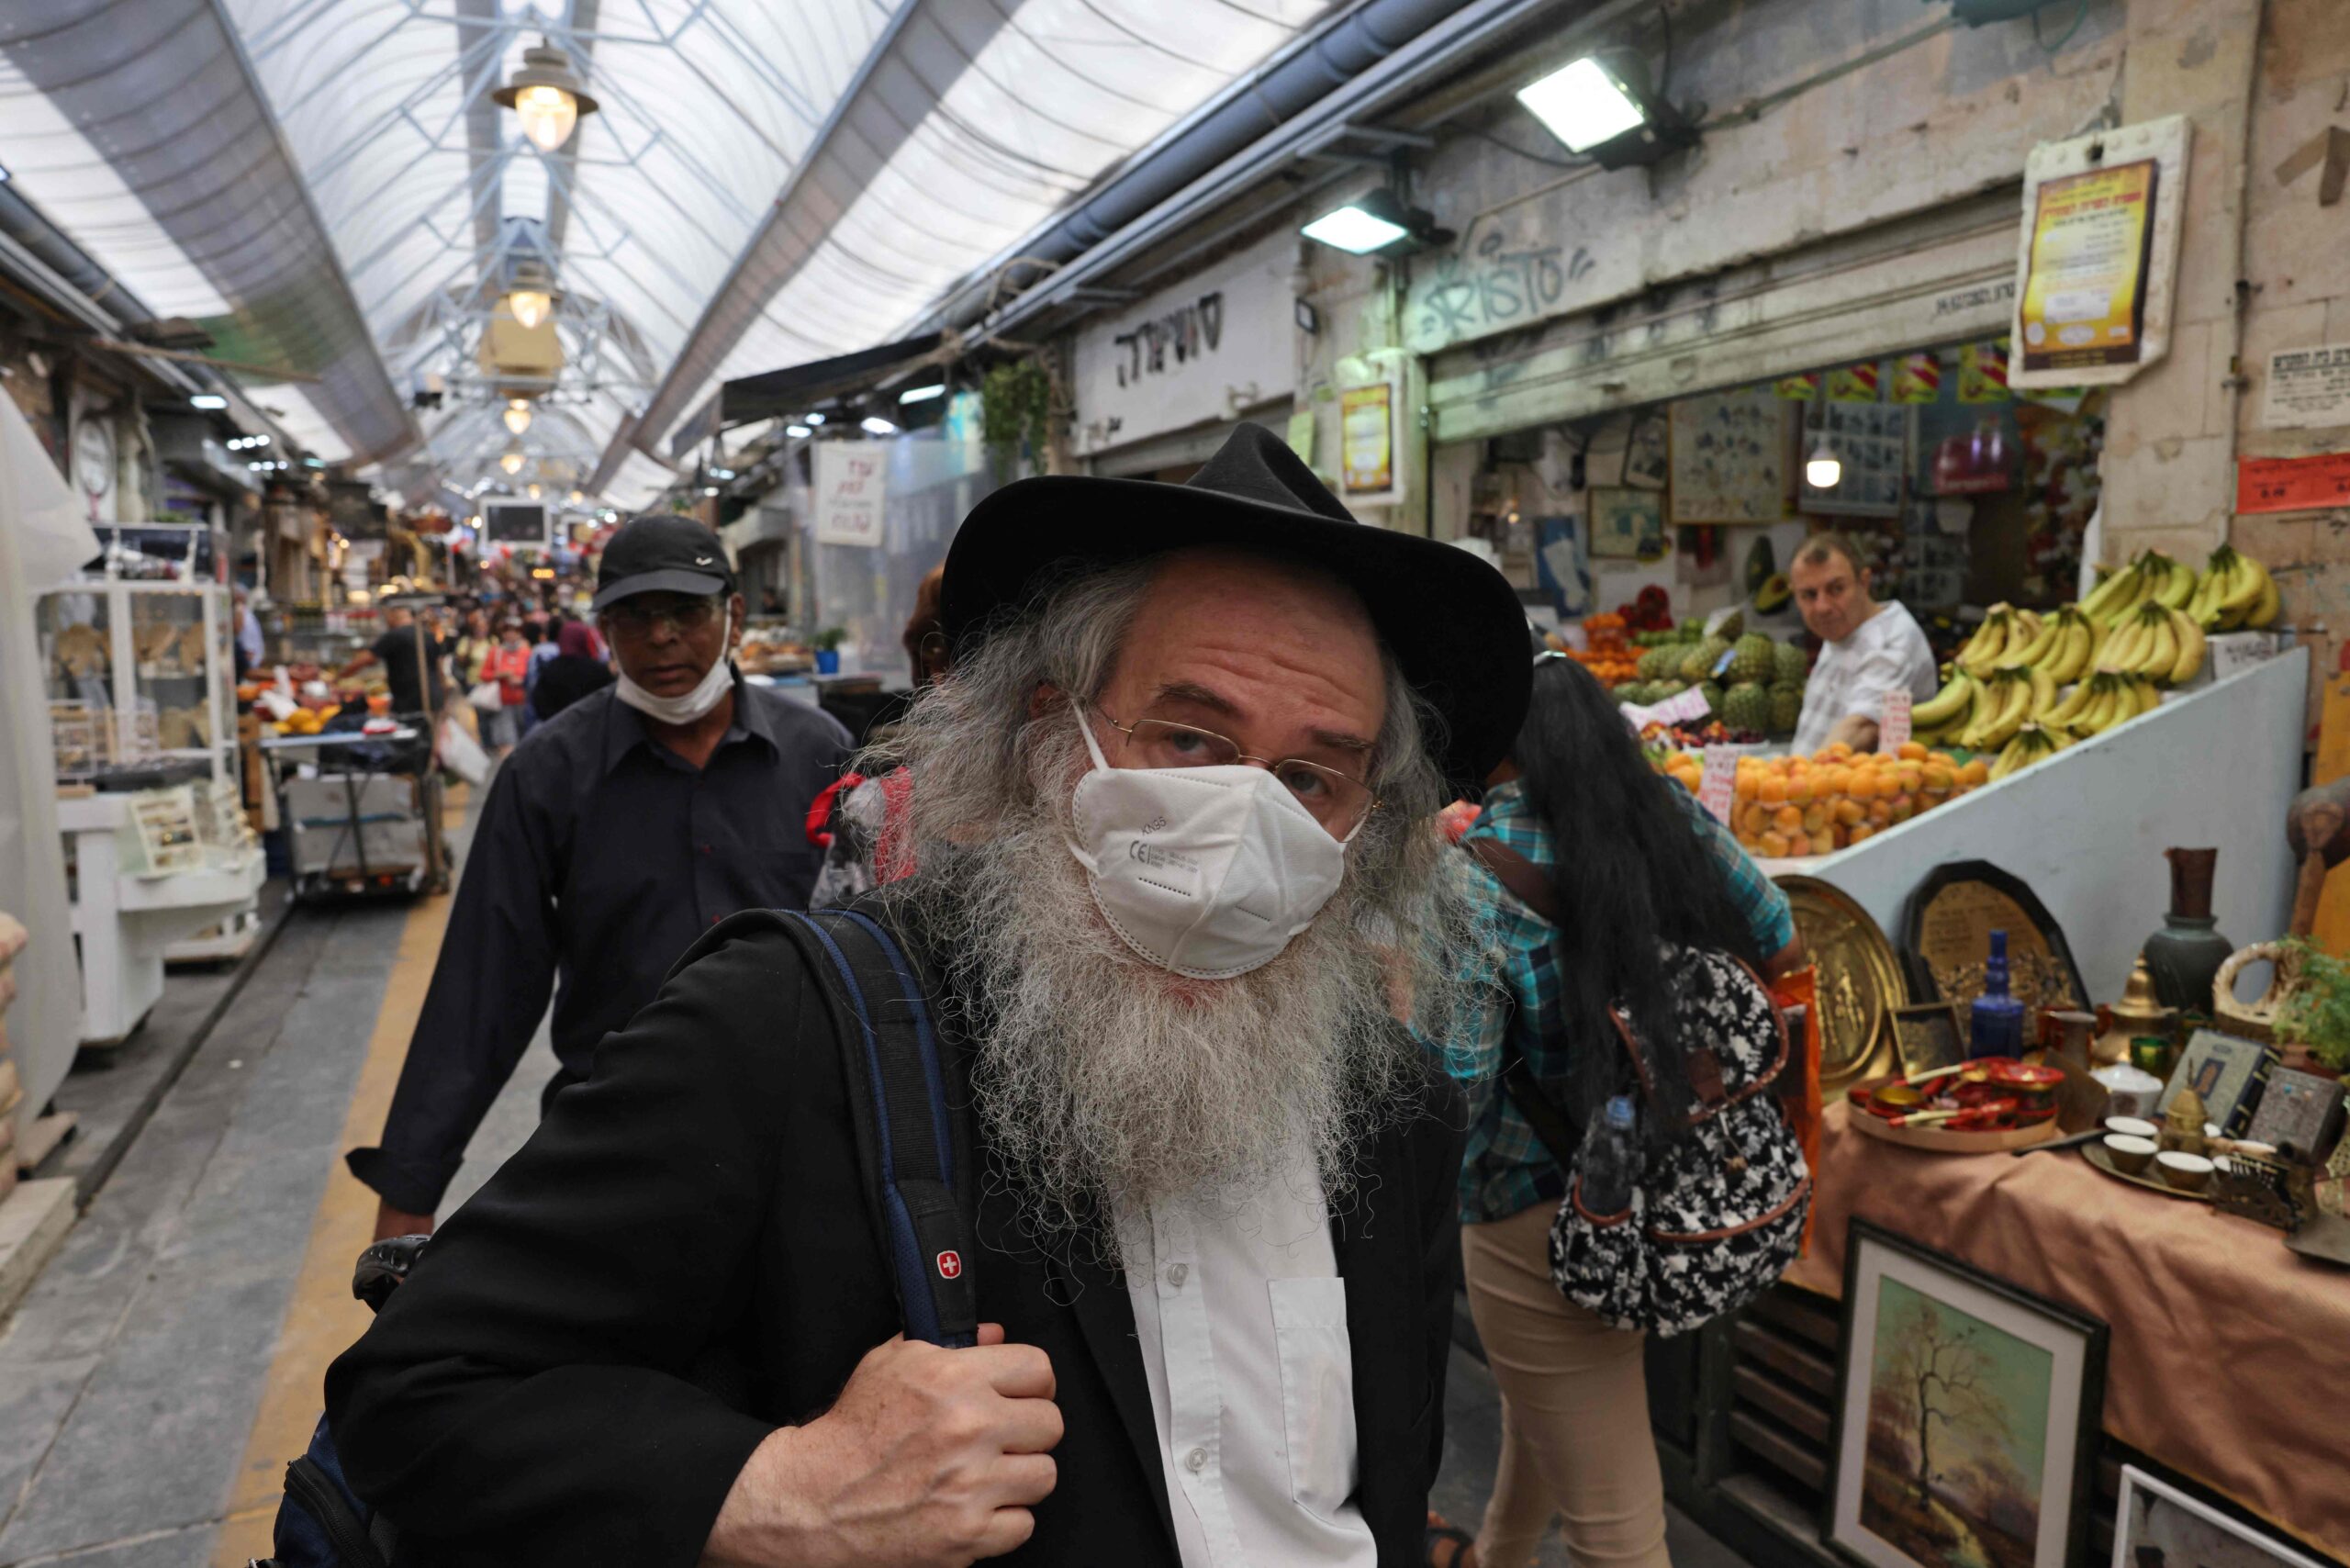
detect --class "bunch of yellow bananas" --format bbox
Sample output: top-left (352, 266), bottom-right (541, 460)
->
top-left (1987, 722), bottom-right (2074, 782)
top-left (2080, 551), bottom-right (2198, 630)
top-left (2186, 543), bottom-right (2279, 631)
top-left (2094, 600), bottom-right (2206, 686)
top-left (2043, 670), bottom-right (2161, 736)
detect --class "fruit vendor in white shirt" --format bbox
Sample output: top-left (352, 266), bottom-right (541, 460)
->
top-left (1787, 532), bottom-right (1939, 756)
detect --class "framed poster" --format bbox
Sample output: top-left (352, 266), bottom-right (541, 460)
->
top-left (1828, 1221), bottom-right (2107, 1568)
top-left (2113, 1466), bottom-right (2331, 1568)
top-left (2019, 160), bottom-right (2159, 375)
top-left (1340, 383), bottom-right (1393, 496)
top-left (2009, 116), bottom-right (2190, 389)
top-left (1669, 389), bottom-right (1787, 525)
top-left (1891, 1002), bottom-right (1967, 1080)
top-left (1589, 487), bottom-right (1664, 560)
top-left (2157, 1029), bottom-right (2277, 1137)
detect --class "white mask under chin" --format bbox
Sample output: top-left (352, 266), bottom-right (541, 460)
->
top-left (1064, 711), bottom-right (1354, 980)
top-left (614, 644), bottom-right (735, 725)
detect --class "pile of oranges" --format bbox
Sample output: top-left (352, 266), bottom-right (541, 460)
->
top-left (1656, 741), bottom-right (1990, 859)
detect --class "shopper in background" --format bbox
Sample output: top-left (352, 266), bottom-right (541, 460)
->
top-left (1786, 532), bottom-right (1938, 756)
top-left (232, 587), bottom-right (263, 677)
top-left (334, 602), bottom-right (446, 722)
top-left (451, 608), bottom-right (492, 695)
top-left (347, 514), bottom-right (852, 1242)
top-left (477, 620), bottom-right (532, 756)
top-left (527, 618), bottom-right (613, 722)
top-left (1423, 656), bottom-right (1801, 1568)
top-left (808, 563), bottom-right (951, 906)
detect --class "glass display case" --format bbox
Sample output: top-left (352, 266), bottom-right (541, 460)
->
top-left (36, 580), bottom-right (237, 785)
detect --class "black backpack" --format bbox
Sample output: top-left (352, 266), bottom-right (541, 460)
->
top-left (252, 907), bottom-right (974, 1565)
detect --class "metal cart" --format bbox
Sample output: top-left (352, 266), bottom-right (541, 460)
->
top-left (261, 726), bottom-right (449, 901)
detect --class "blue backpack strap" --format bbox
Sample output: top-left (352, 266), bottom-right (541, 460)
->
top-left (783, 909), bottom-right (978, 1348)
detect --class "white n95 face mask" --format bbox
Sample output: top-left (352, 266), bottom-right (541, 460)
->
top-left (1066, 711), bottom-right (1355, 980)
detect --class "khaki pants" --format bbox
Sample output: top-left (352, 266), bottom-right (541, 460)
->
top-left (1462, 1201), bottom-right (1670, 1568)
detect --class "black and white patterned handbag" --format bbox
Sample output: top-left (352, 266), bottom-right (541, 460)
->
top-left (1545, 945), bottom-right (1810, 1337)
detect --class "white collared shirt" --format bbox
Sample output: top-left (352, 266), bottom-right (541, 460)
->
top-left (1117, 1157), bottom-right (1378, 1568)
top-left (1792, 599), bottom-right (1941, 755)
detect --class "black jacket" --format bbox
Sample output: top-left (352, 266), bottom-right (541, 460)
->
top-left (327, 908), bottom-right (1464, 1567)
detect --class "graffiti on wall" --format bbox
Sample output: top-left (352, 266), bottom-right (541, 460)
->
top-left (1113, 293), bottom-right (1226, 386)
top-left (1413, 230), bottom-right (1596, 349)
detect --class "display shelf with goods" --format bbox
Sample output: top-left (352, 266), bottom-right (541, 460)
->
top-left (56, 788), bottom-right (265, 1047)
top-left (36, 580), bottom-right (238, 785)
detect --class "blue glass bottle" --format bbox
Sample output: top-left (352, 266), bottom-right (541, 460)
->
top-left (1968, 929), bottom-right (2028, 1061)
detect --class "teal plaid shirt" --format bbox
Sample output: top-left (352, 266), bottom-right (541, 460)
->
top-left (1424, 779), bottom-right (1796, 1224)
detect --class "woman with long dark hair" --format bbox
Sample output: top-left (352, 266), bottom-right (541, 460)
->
top-left (1427, 655), bottom-right (1802, 1568)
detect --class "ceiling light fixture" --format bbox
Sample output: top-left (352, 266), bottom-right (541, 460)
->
top-left (190, 393), bottom-right (226, 410)
top-left (702, 486), bottom-right (720, 498)
top-left (493, 39), bottom-right (599, 153)
top-left (785, 424), bottom-right (811, 439)
top-left (505, 257), bottom-right (558, 331)
top-left (898, 383), bottom-right (946, 404)
top-left (860, 416), bottom-right (897, 436)
top-left (710, 465), bottom-right (735, 480)
top-left (804, 411), bottom-right (826, 426)
top-left (568, 489), bottom-right (585, 504)
top-left (1805, 439), bottom-right (1842, 490)
top-left (1516, 53), bottom-right (1698, 169)
top-left (503, 398), bottom-right (532, 435)
top-left (1299, 186), bottom-right (1451, 257)
top-left (500, 451), bottom-right (525, 476)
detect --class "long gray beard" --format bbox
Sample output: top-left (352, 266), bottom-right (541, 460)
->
top-left (920, 801), bottom-right (1416, 1268)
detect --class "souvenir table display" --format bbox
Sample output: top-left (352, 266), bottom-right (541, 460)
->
top-left (1789, 1111), bottom-right (2350, 1568)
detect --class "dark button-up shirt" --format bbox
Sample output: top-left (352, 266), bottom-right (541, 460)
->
top-left (348, 678), bottom-right (852, 1214)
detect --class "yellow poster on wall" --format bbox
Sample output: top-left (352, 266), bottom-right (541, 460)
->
top-left (2018, 158), bottom-right (2158, 374)
top-left (1340, 384), bottom-right (1393, 494)
top-left (1826, 362), bottom-right (1882, 402)
top-left (1958, 340), bottom-right (2010, 403)
top-left (1774, 371), bottom-right (1820, 400)
top-left (1891, 352), bottom-right (1942, 404)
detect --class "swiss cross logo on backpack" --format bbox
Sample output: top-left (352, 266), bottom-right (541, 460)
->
top-left (935, 1250), bottom-right (963, 1281)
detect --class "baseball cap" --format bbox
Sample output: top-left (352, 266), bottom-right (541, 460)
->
top-left (593, 514), bottom-right (734, 610)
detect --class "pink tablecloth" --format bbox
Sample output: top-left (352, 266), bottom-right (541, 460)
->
top-left (1786, 1103), bottom-right (2350, 1562)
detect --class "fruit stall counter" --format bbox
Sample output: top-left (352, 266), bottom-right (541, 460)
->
top-left (1782, 1100), bottom-right (2350, 1565)
top-left (1754, 649), bottom-right (2308, 1002)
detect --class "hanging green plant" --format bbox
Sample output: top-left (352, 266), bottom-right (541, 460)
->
top-left (979, 361), bottom-right (1052, 469)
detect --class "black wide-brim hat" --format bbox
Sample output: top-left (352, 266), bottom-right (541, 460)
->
top-left (941, 422), bottom-right (1531, 790)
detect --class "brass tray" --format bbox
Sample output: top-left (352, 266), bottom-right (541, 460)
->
top-left (2081, 1140), bottom-right (2213, 1204)
top-left (1778, 876), bottom-right (1900, 1092)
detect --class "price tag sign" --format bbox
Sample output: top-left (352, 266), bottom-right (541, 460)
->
top-left (2208, 633), bottom-right (2281, 682)
top-left (1880, 689), bottom-right (1913, 751)
top-left (1697, 745), bottom-right (1740, 825)
top-left (1619, 685), bottom-right (1714, 734)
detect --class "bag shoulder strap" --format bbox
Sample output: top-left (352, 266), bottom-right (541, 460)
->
top-left (1461, 836), bottom-right (1561, 925)
top-left (781, 909), bottom-right (978, 1348)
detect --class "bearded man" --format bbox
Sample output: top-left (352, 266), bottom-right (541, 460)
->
top-left (326, 426), bottom-right (1530, 1568)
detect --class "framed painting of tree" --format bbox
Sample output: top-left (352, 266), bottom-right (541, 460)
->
top-left (1826, 1221), bottom-right (2109, 1568)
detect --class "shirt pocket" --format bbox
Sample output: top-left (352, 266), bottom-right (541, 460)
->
top-left (1269, 1275), bottom-right (1358, 1520)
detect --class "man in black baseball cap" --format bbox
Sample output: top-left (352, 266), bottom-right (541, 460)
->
top-left (347, 511), bottom-right (852, 1243)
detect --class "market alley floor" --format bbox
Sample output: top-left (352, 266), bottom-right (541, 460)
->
top-left (0, 786), bottom-right (1749, 1568)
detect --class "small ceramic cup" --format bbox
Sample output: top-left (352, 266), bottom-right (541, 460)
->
top-left (2105, 1116), bottom-right (2159, 1142)
top-left (2104, 1134), bottom-right (2157, 1175)
top-left (2156, 1151), bottom-right (2215, 1193)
